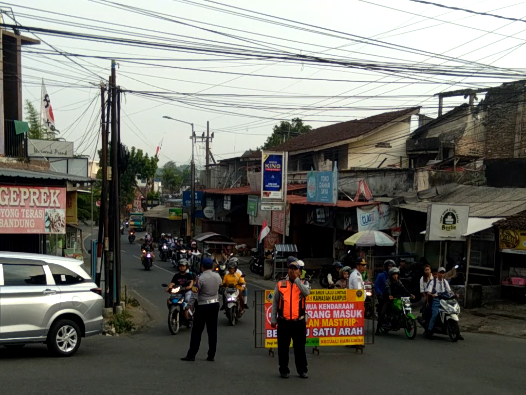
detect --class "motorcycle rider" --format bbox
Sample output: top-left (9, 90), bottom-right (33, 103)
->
top-left (376, 267), bottom-right (414, 335)
top-left (140, 239), bottom-right (155, 264)
top-left (221, 261), bottom-right (246, 314)
top-left (375, 260), bottom-right (395, 317)
top-left (333, 266), bottom-right (351, 288)
top-left (425, 267), bottom-right (463, 340)
top-left (189, 240), bottom-right (199, 253)
top-left (166, 259), bottom-right (195, 304)
top-left (228, 257), bottom-right (249, 309)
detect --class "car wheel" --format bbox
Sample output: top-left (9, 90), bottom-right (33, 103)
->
top-left (47, 319), bottom-right (82, 357)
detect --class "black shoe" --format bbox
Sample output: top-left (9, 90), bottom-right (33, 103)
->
top-left (458, 335), bottom-right (464, 341)
top-left (244, 304), bottom-right (249, 309)
top-left (220, 306), bottom-right (225, 311)
top-left (299, 372), bottom-right (308, 379)
top-left (280, 373), bottom-right (289, 379)
top-left (206, 357), bottom-right (215, 361)
top-left (180, 356), bottom-right (195, 361)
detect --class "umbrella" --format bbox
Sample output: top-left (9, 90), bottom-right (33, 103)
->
top-left (344, 230), bottom-right (396, 247)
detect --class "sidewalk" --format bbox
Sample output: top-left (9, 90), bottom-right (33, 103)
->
top-left (460, 302), bottom-right (526, 338)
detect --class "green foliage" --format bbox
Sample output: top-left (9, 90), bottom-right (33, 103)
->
top-left (77, 191), bottom-right (100, 225)
top-left (121, 295), bottom-right (140, 307)
top-left (260, 118), bottom-right (312, 150)
top-left (109, 310), bottom-right (135, 334)
top-left (24, 100), bottom-right (48, 139)
top-left (147, 191), bottom-right (160, 200)
top-left (161, 161), bottom-right (191, 194)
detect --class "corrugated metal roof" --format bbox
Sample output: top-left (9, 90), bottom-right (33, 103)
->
top-left (397, 184), bottom-right (526, 218)
top-left (274, 244), bottom-right (298, 253)
top-left (0, 167), bottom-right (92, 183)
top-left (287, 194), bottom-right (377, 208)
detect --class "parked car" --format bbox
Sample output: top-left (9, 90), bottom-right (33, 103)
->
top-left (0, 252), bottom-right (103, 357)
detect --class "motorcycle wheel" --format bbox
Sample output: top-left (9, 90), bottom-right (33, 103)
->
top-left (168, 306), bottom-right (180, 335)
top-left (319, 274), bottom-right (329, 288)
top-left (447, 320), bottom-right (460, 342)
top-left (162, 255), bottom-right (167, 262)
top-left (227, 307), bottom-right (237, 326)
top-left (250, 261), bottom-right (256, 274)
top-left (404, 316), bottom-right (417, 340)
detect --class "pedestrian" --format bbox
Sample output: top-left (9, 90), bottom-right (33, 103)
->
top-left (181, 257), bottom-right (222, 362)
top-left (417, 264), bottom-right (433, 328)
top-left (271, 257), bottom-right (310, 379)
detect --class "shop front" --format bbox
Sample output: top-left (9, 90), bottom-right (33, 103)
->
top-left (496, 220), bottom-right (526, 302)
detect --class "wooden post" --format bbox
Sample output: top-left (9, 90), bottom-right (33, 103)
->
top-left (464, 236), bottom-right (472, 308)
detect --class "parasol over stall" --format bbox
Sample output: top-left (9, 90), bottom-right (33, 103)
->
top-left (344, 230), bottom-right (396, 247)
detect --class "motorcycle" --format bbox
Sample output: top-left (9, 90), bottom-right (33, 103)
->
top-left (189, 252), bottom-right (201, 274)
top-left (142, 248), bottom-right (153, 271)
top-left (417, 293), bottom-right (461, 342)
top-left (223, 286), bottom-right (243, 326)
top-left (125, 220), bottom-right (129, 228)
top-left (249, 248), bottom-right (264, 276)
top-left (215, 261), bottom-right (227, 279)
top-left (128, 231), bottom-right (136, 244)
top-left (378, 296), bottom-right (417, 339)
top-left (319, 262), bottom-right (343, 288)
top-left (159, 243), bottom-right (169, 262)
top-left (161, 284), bottom-right (192, 335)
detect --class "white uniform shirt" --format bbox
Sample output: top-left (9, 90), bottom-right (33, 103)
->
top-left (420, 276), bottom-right (433, 293)
top-left (348, 269), bottom-right (365, 290)
top-left (425, 277), bottom-right (451, 295)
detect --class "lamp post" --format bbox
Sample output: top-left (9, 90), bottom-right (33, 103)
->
top-left (162, 116), bottom-right (196, 237)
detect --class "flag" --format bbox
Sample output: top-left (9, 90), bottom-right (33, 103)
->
top-left (156, 137), bottom-right (164, 158)
top-left (41, 81), bottom-right (55, 130)
top-left (354, 180), bottom-right (373, 202)
top-left (259, 219), bottom-right (270, 243)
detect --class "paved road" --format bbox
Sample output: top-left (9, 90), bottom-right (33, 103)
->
top-left (1, 234), bottom-right (524, 395)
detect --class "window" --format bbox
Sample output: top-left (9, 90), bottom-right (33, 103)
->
top-left (2, 264), bottom-right (47, 286)
top-left (48, 264), bottom-right (85, 285)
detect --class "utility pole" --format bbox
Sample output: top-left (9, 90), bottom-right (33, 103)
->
top-left (95, 84), bottom-right (106, 287)
top-left (190, 124), bottom-right (196, 237)
top-left (205, 121), bottom-right (210, 188)
top-left (107, 71), bottom-right (115, 310)
top-left (115, 83), bottom-right (122, 309)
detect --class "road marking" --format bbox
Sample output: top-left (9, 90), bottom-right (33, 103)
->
top-left (121, 250), bottom-right (126, 253)
top-left (129, 289), bottom-right (158, 310)
top-left (153, 264), bottom-right (174, 274)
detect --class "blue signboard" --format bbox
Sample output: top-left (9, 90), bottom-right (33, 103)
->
top-left (306, 163), bottom-right (338, 204)
top-left (183, 191), bottom-right (204, 207)
top-left (261, 152), bottom-right (284, 200)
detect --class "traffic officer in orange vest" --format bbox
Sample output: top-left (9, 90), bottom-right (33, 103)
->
top-left (271, 256), bottom-right (311, 379)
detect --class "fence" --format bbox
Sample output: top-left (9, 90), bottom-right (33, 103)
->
top-left (254, 289), bottom-right (375, 356)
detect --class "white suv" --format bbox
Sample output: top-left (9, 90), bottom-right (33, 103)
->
top-left (0, 252), bottom-right (103, 357)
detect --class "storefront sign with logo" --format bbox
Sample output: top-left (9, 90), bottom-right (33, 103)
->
top-left (247, 195), bottom-right (258, 216)
top-left (261, 151), bottom-right (286, 202)
top-left (499, 229), bottom-right (526, 254)
top-left (27, 139), bottom-right (74, 158)
top-left (183, 191), bottom-right (204, 207)
top-left (356, 204), bottom-right (396, 231)
top-left (425, 204), bottom-right (469, 241)
top-left (169, 208), bottom-right (183, 220)
top-left (264, 289), bottom-right (365, 348)
top-left (306, 163), bottom-right (338, 204)
top-left (203, 206), bottom-right (215, 219)
top-left (0, 185), bottom-right (66, 234)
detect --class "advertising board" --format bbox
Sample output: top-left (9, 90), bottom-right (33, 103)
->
top-left (261, 151), bottom-right (285, 201)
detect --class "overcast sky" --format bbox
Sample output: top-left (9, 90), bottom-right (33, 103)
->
top-left (10, 0), bottom-right (526, 167)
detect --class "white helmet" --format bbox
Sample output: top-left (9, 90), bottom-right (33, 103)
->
top-left (297, 260), bottom-right (305, 268)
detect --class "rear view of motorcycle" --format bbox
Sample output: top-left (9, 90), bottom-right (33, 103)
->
top-left (379, 297), bottom-right (417, 339)
top-left (223, 287), bottom-right (243, 326)
top-left (142, 249), bottom-right (153, 271)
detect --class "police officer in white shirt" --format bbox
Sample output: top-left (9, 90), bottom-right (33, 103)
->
top-left (348, 258), bottom-right (366, 291)
top-left (425, 266), bottom-right (462, 340)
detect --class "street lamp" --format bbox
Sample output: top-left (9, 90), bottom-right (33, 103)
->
top-left (162, 115), bottom-right (196, 237)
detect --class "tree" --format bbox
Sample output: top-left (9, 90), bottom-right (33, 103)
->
top-left (161, 161), bottom-right (191, 195)
top-left (24, 99), bottom-right (48, 139)
top-left (260, 118), bottom-right (312, 150)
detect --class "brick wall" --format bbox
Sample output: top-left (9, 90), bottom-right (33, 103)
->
top-left (483, 82), bottom-right (526, 159)
top-left (0, 157), bottom-right (50, 171)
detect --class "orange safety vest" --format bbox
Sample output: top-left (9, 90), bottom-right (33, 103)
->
top-left (278, 280), bottom-right (305, 320)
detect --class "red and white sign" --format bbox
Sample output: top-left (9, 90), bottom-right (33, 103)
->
top-left (0, 186), bottom-right (66, 234)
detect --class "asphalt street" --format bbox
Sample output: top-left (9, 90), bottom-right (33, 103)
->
top-left (0, 232), bottom-right (524, 395)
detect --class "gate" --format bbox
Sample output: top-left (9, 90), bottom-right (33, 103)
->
top-left (254, 289), bottom-right (375, 356)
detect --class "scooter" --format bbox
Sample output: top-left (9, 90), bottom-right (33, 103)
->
top-left (159, 243), bottom-right (169, 262)
top-left (378, 296), bottom-right (417, 339)
top-left (128, 231), bottom-right (136, 244)
top-left (417, 293), bottom-right (461, 342)
top-left (161, 284), bottom-right (192, 335)
top-left (319, 262), bottom-right (343, 288)
top-left (223, 286), bottom-right (243, 326)
top-left (142, 248), bottom-right (153, 271)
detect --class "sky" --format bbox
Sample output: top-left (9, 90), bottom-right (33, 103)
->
top-left (8, 0), bottom-right (526, 168)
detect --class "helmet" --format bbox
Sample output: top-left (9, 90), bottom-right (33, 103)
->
top-left (178, 259), bottom-right (189, 267)
top-left (389, 267), bottom-right (400, 276)
top-left (228, 257), bottom-right (239, 267)
top-left (161, 233), bottom-right (165, 237)
top-left (191, 241), bottom-right (197, 246)
top-left (384, 259), bottom-right (396, 271)
top-left (167, 233), bottom-right (171, 237)
top-left (341, 266), bottom-right (352, 275)
top-left (178, 238), bottom-right (183, 242)
top-left (227, 261), bottom-right (238, 269)
top-left (297, 260), bottom-right (305, 268)
top-left (333, 261), bottom-right (343, 269)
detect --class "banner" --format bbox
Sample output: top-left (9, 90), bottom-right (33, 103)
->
top-left (0, 186), bottom-right (66, 234)
top-left (306, 207), bottom-right (333, 227)
top-left (264, 289), bottom-right (365, 348)
top-left (183, 191), bottom-right (204, 207)
top-left (306, 162), bottom-right (338, 204)
top-left (27, 139), bottom-right (73, 158)
top-left (169, 208), bottom-right (182, 220)
top-left (426, 204), bottom-right (469, 241)
top-left (261, 151), bottom-right (285, 201)
top-left (499, 229), bottom-right (526, 253)
top-left (41, 82), bottom-right (56, 131)
top-left (356, 204), bottom-right (396, 231)
top-left (247, 195), bottom-right (258, 216)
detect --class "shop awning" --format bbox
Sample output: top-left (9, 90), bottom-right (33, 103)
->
top-left (14, 120), bottom-right (30, 135)
top-left (420, 217), bottom-right (502, 236)
top-left (287, 194), bottom-right (377, 208)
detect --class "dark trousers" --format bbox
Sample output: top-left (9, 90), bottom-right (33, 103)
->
top-left (187, 302), bottom-right (219, 359)
top-left (277, 318), bottom-right (308, 375)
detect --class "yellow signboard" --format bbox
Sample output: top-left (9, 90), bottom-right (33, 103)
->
top-left (499, 229), bottom-right (526, 251)
top-left (66, 191), bottom-right (78, 225)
